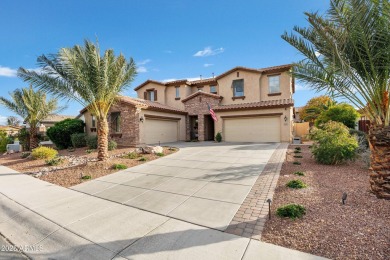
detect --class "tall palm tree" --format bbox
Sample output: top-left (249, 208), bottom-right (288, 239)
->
top-left (18, 40), bottom-right (137, 161)
top-left (0, 86), bottom-right (60, 149)
top-left (282, 0), bottom-right (390, 199)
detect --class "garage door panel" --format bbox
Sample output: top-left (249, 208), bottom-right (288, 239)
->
top-left (224, 117), bottom-right (280, 142)
top-left (145, 119), bottom-right (178, 144)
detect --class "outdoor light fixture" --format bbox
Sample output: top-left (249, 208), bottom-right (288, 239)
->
top-left (266, 198), bottom-right (272, 220)
top-left (342, 192), bottom-right (347, 205)
top-left (284, 115), bottom-right (288, 122)
top-left (139, 116), bottom-right (144, 123)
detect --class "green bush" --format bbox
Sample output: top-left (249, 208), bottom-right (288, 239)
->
top-left (46, 119), bottom-right (85, 149)
top-left (286, 179), bottom-right (307, 189)
top-left (215, 132), bottom-right (222, 142)
top-left (349, 129), bottom-right (369, 151)
top-left (108, 140), bottom-right (117, 151)
top-left (113, 163), bottom-right (127, 170)
top-left (17, 127), bottom-right (30, 151)
top-left (0, 130), bottom-right (12, 152)
top-left (86, 136), bottom-right (98, 149)
top-left (156, 152), bottom-right (164, 157)
top-left (124, 152), bottom-right (140, 159)
top-left (309, 121), bottom-right (358, 165)
top-left (81, 175), bottom-right (91, 180)
top-left (46, 157), bottom-right (63, 166)
top-left (293, 171), bottom-right (305, 176)
top-left (71, 133), bottom-right (87, 148)
top-left (138, 157), bottom-right (147, 162)
top-left (276, 204), bottom-right (306, 219)
top-left (315, 103), bottom-right (360, 128)
top-left (31, 146), bottom-right (58, 160)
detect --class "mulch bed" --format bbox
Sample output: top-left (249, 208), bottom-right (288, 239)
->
top-left (0, 146), bottom-right (177, 188)
top-left (261, 145), bottom-right (390, 260)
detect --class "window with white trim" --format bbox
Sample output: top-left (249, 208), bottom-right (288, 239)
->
top-left (268, 75), bottom-right (280, 93)
top-left (232, 79), bottom-right (244, 97)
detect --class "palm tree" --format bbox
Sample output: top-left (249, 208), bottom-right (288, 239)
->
top-left (0, 86), bottom-right (60, 149)
top-left (282, 0), bottom-right (390, 199)
top-left (18, 40), bottom-right (137, 161)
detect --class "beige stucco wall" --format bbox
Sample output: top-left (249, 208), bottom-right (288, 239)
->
top-left (214, 107), bottom-right (293, 142)
top-left (136, 82), bottom-right (166, 102)
top-left (83, 111), bottom-right (97, 136)
top-left (138, 109), bottom-right (186, 145)
top-left (164, 84), bottom-right (187, 110)
top-left (260, 71), bottom-right (292, 101)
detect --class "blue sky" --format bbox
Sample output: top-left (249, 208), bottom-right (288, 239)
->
top-left (0, 0), bottom-right (329, 124)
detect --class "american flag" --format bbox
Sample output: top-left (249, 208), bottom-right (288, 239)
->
top-left (208, 103), bottom-right (218, 122)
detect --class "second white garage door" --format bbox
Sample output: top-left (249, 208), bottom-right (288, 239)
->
top-left (224, 116), bottom-right (281, 142)
top-left (145, 119), bottom-right (179, 144)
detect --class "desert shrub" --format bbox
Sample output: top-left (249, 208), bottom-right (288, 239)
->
top-left (21, 152), bottom-right (31, 158)
top-left (293, 150), bottom-right (301, 154)
top-left (46, 119), bottom-right (85, 149)
top-left (293, 161), bottom-right (301, 165)
top-left (17, 127), bottom-right (30, 151)
top-left (0, 130), bottom-right (12, 152)
top-left (31, 146), bottom-right (58, 160)
top-left (71, 133), bottom-right (87, 148)
top-left (46, 157), bottom-right (63, 166)
top-left (295, 147), bottom-right (301, 151)
top-left (309, 121), bottom-right (358, 165)
top-left (276, 204), bottom-right (306, 219)
top-left (124, 152), bottom-right (139, 159)
top-left (108, 140), bottom-right (117, 151)
top-left (81, 175), bottom-right (91, 180)
top-left (138, 157), bottom-right (147, 161)
top-left (293, 171), bottom-right (305, 176)
top-left (315, 103), bottom-right (360, 129)
top-left (349, 129), bottom-right (369, 152)
top-left (86, 136), bottom-right (98, 149)
top-left (113, 163), bottom-right (127, 170)
top-left (286, 179), bottom-right (307, 189)
top-left (215, 132), bottom-right (222, 142)
top-left (156, 152), bottom-right (164, 157)
top-left (294, 155), bottom-right (303, 158)
top-left (86, 149), bottom-right (94, 154)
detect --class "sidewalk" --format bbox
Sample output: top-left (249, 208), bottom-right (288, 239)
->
top-left (0, 165), bottom-right (327, 260)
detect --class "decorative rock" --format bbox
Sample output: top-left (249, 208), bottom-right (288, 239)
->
top-left (142, 146), bottom-right (163, 154)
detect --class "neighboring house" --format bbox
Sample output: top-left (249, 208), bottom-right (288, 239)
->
top-left (0, 125), bottom-right (22, 136)
top-left (39, 114), bottom-right (76, 129)
top-left (80, 64), bottom-right (295, 146)
top-left (294, 106), bottom-right (303, 122)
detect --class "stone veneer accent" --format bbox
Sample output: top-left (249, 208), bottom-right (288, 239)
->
top-left (225, 143), bottom-right (288, 240)
top-left (108, 102), bottom-right (139, 146)
top-left (183, 94), bottom-right (220, 141)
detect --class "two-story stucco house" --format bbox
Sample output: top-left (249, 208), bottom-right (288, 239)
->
top-left (80, 64), bottom-right (294, 146)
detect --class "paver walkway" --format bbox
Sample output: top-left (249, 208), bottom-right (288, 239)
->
top-left (0, 143), bottom-right (327, 259)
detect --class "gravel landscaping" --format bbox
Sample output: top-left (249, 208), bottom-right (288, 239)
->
top-left (261, 145), bottom-right (390, 260)
top-left (0, 146), bottom-right (177, 187)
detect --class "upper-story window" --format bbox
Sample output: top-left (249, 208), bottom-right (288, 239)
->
top-left (175, 86), bottom-right (180, 98)
top-left (91, 114), bottom-right (96, 128)
top-left (232, 79), bottom-right (244, 97)
top-left (144, 89), bottom-right (157, 101)
top-left (268, 75), bottom-right (280, 93)
top-left (210, 85), bottom-right (217, 94)
top-left (111, 112), bottom-right (121, 133)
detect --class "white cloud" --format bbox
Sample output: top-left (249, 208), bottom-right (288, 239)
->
top-left (137, 66), bottom-right (148, 73)
top-left (295, 84), bottom-right (310, 91)
top-left (0, 115), bottom-right (7, 125)
top-left (137, 59), bottom-right (151, 65)
top-left (204, 63), bottom-right (214, 67)
top-left (193, 47), bottom-right (224, 57)
top-left (161, 78), bottom-right (177, 82)
top-left (0, 66), bottom-right (17, 77)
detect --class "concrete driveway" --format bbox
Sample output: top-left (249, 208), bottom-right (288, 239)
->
top-left (71, 142), bottom-right (278, 231)
top-left (0, 143), bottom-right (326, 259)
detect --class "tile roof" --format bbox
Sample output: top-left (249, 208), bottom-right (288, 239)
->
top-left (118, 96), bottom-right (187, 114)
top-left (134, 79), bottom-right (165, 91)
top-left (181, 91), bottom-right (222, 103)
top-left (188, 78), bottom-right (217, 86)
top-left (41, 114), bottom-right (75, 123)
top-left (214, 99), bottom-right (294, 111)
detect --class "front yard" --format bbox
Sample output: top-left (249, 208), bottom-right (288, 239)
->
top-left (0, 146), bottom-right (177, 187)
top-left (261, 145), bottom-right (390, 260)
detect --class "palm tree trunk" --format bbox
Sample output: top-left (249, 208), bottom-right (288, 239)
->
top-left (368, 125), bottom-right (390, 199)
top-left (29, 124), bottom-right (39, 150)
top-left (97, 118), bottom-right (109, 161)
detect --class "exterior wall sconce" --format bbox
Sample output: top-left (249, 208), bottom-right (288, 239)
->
top-left (284, 115), bottom-right (288, 122)
top-left (139, 116), bottom-right (144, 123)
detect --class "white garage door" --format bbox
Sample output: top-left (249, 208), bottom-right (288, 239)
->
top-left (224, 117), bottom-right (280, 142)
top-left (145, 119), bottom-right (178, 144)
